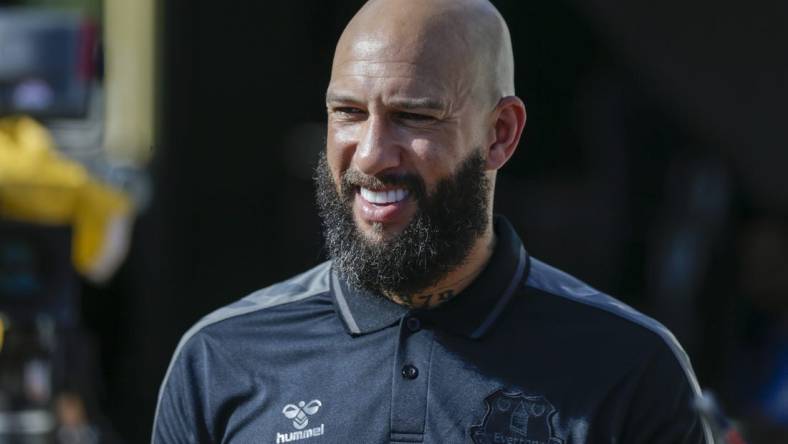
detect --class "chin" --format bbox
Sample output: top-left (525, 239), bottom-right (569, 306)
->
top-left (355, 219), bottom-right (403, 243)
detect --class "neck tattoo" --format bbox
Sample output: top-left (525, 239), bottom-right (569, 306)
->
top-left (388, 272), bottom-right (481, 308)
top-left (392, 288), bottom-right (457, 309)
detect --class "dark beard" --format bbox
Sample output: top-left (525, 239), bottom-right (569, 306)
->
top-left (314, 150), bottom-right (490, 298)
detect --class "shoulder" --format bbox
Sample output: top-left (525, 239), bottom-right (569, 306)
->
top-left (523, 256), bottom-right (702, 393)
top-left (156, 261), bottom-right (333, 398)
top-left (521, 257), bottom-right (712, 441)
top-left (176, 260), bottom-right (332, 355)
top-left (153, 262), bottom-right (334, 440)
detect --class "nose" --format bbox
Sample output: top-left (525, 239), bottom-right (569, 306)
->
top-left (354, 115), bottom-right (401, 176)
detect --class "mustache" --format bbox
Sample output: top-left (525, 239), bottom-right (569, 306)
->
top-left (340, 169), bottom-right (426, 200)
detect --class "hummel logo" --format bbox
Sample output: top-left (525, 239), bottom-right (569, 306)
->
top-left (276, 400), bottom-right (325, 443)
top-left (282, 400), bottom-right (321, 429)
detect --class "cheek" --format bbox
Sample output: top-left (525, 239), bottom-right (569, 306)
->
top-left (326, 125), bottom-right (356, 178)
top-left (408, 136), bottom-right (457, 190)
top-left (329, 122), bottom-right (359, 148)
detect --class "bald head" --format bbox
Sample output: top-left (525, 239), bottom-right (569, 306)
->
top-left (322, 0), bottom-right (527, 301)
top-left (332, 0), bottom-right (515, 106)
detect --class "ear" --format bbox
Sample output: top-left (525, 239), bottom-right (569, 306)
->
top-left (485, 96), bottom-right (526, 171)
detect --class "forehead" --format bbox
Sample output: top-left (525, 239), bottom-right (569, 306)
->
top-left (329, 64), bottom-right (450, 104)
top-left (328, 35), bottom-right (470, 105)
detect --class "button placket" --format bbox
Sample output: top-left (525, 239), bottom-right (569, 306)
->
top-left (390, 316), bottom-right (433, 443)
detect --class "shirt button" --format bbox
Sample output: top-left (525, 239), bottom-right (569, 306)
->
top-left (406, 317), bottom-right (421, 332)
top-left (401, 364), bottom-right (419, 380)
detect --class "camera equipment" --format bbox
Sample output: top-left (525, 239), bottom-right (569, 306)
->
top-left (0, 8), bottom-right (97, 119)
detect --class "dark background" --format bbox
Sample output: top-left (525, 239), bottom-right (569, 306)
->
top-left (68, 0), bottom-right (788, 441)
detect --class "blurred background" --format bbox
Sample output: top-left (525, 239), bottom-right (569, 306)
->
top-left (0, 0), bottom-right (786, 442)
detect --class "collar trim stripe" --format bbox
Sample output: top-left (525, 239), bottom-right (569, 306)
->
top-left (470, 245), bottom-right (527, 339)
top-left (331, 271), bottom-right (362, 334)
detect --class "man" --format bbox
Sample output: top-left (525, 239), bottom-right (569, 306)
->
top-left (153, 0), bottom-right (712, 442)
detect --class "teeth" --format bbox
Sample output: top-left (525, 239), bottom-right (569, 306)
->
top-left (360, 187), bottom-right (409, 204)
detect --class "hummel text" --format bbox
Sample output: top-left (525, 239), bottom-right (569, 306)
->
top-left (275, 424), bottom-right (325, 443)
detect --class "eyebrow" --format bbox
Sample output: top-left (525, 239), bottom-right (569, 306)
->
top-left (325, 92), bottom-right (359, 105)
top-left (387, 97), bottom-right (446, 112)
top-left (326, 92), bottom-right (446, 112)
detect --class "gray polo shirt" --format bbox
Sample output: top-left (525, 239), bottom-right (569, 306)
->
top-left (153, 217), bottom-right (712, 443)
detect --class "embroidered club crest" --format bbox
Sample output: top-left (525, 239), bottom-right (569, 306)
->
top-left (471, 390), bottom-right (563, 444)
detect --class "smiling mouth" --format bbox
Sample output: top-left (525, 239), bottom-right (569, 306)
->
top-left (359, 187), bottom-right (410, 205)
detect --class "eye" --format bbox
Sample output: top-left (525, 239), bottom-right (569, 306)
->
top-left (395, 111), bottom-right (436, 122)
top-left (332, 107), bottom-right (367, 119)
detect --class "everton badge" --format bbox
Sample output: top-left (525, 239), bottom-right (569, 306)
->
top-left (471, 390), bottom-right (563, 444)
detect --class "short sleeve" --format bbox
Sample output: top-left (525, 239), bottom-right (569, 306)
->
top-left (151, 337), bottom-right (208, 444)
top-left (621, 338), bottom-right (713, 443)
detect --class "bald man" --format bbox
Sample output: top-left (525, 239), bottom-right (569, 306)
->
top-left (153, 1), bottom-right (712, 443)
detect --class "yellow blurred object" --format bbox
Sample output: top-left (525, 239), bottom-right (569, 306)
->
top-left (0, 116), bottom-right (133, 283)
top-left (104, 0), bottom-right (156, 164)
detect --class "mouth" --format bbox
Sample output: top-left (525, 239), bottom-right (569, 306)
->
top-left (359, 187), bottom-right (410, 205)
top-left (354, 186), bottom-right (414, 226)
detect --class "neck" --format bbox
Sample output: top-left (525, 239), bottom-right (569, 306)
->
top-left (388, 223), bottom-right (496, 309)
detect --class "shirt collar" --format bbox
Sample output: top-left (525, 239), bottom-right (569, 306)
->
top-left (330, 215), bottom-right (530, 339)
